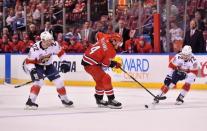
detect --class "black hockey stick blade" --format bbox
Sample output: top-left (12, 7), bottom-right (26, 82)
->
top-left (156, 96), bottom-right (167, 100)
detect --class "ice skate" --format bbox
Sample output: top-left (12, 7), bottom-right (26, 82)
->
top-left (58, 95), bottom-right (73, 107)
top-left (108, 99), bottom-right (122, 109)
top-left (25, 98), bottom-right (38, 110)
top-left (152, 97), bottom-right (159, 105)
top-left (94, 94), bottom-right (108, 108)
top-left (175, 94), bottom-right (184, 105)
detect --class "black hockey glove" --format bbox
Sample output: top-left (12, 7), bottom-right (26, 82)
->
top-left (109, 61), bottom-right (121, 68)
top-left (61, 61), bottom-right (70, 73)
top-left (30, 68), bottom-right (39, 82)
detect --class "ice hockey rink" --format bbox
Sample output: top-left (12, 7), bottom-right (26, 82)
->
top-left (0, 84), bottom-right (207, 131)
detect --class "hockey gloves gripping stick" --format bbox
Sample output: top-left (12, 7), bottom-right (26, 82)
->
top-left (109, 60), bottom-right (122, 69)
top-left (120, 67), bottom-right (166, 101)
top-left (61, 61), bottom-right (70, 73)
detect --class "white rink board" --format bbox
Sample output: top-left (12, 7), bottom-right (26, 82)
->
top-left (11, 55), bottom-right (29, 80)
top-left (0, 55), bottom-right (5, 80)
top-left (9, 54), bottom-right (207, 84)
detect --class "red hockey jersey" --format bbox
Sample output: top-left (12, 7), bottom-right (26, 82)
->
top-left (82, 40), bottom-right (116, 67)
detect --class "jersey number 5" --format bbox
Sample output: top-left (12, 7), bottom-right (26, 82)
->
top-left (89, 46), bottom-right (100, 54)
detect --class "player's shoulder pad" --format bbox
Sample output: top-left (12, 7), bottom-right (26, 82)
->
top-left (30, 41), bottom-right (41, 52)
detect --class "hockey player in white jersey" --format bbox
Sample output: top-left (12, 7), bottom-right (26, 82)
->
top-left (154, 45), bottom-right (198, 105)
top-left (25, 31), bottom-right (73, 109)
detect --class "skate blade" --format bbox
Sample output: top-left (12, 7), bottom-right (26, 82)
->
top-left (175, 101), bottom-right (183, 105)
top-left (108, 105), bottom-right (122, 109)
top-left (97, 104), bottom-right (108, 108)
top-left (24, 105), bottom-right (38, 110)
top-left (63, 104), bottom-right (74, 108)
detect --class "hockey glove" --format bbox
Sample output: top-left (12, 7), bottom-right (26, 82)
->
top-left (61, 61), bottom-right (70, 73)
top-left (109, 61), bottom-right (121, 69)
top-left (30, 68), bottom-right (39, 82)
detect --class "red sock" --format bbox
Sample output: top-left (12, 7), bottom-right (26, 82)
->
top-left (30, 85), bottom-right (41, 95)
top-left (57, 87), bottom-right (66, 95)
top-left (161, 85), bottom-right (169, 94)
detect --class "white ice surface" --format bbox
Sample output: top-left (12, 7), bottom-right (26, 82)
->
top-left (0, 84), bottom-right (207, 131)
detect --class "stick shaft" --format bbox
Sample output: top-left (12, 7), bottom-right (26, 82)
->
top-left (120, 67), bottom-right (156, 98)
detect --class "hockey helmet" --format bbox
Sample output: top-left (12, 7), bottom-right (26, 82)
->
top-left (40, 31), bottom-right (53, 41)
top-left (109, 33), bottom-right (123, 47)
top-left (181, 45), bottom-right (192, 56)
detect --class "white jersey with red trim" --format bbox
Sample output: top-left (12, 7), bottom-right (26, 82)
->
top-left (169, 53), bottom-right (198, 75)
top-left (26, 41), bottom-right (65, 71)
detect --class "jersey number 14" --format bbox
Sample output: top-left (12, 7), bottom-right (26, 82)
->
top-left (89, 46), bottom-right (100, 54)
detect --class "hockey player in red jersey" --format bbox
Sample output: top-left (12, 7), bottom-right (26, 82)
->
top-left (81, 33), bottom-right (123, 109)
top-left (25, 31), bottom-right (73, 109)
top-left (154, 45), bottom-right (198, 105)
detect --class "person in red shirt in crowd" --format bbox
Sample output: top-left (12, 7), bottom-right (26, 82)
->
top-left (81, 33), bottom-right (123, 109)
top-left (57, 33), bottom-right (69, 52)
top-left (68, 36), bottom-right (84, 53)
top-left (9, 34), bottom-right (20, 53)
top-left (135, 37), bottom-right (153, 53)
top-left (35, 35), bottom-right (41, 43)
top-left (125, 38), bottom-right (137, 53)
top-left (0, 35), bottom-right (13, 53)
top-left (17, 34), bottom-right (34, 53)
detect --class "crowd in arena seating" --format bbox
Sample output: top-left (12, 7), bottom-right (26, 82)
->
top-left (0, 0), bottom-right (206, 53)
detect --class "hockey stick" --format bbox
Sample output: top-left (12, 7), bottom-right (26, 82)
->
top-left (14, 71), bottom-right (62, 88)
top-left (120, 67), bottom-right (166, 100)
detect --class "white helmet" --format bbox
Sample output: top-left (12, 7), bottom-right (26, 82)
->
top-left (40, 31), bottom-right (53, 41)
top-left (181, 45), bottom-right (192, 56)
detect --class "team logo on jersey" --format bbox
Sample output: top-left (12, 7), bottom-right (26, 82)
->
top-left (39, 54), bottom-right (52, 63)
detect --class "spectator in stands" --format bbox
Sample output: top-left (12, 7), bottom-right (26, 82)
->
top-left (136, 37), bottom-right (153, 53)
top-left (72, 27), bottom-right (82, 42)
top-left (10, 34), bottom-right (19, 53)
top-left (17, 34), bottom-right (34, 53)
top-left (65, 0), bottom-right (75, 12)
top-left (194, 10), bottom-right (205, 31)
top-left (91, 22), bottom-right (104, 44)
top-left (32, 4), bottom-right (41, 24)
top-left (125, 38), bottom-right (137, 53)
top-left (57, 33), bottom-right (69, 52)
top-left (183, 19), bottom-right (206, 53)
top-left (100, 15), bottom-right (108, 33)
top-left (68, 36), bottom-right (84, 53)
top-left (129, 21), bottom-right (138, 39)
top-left (72, 0), bottom-right (85, 13)
top-left (13, 11), bottom-right (25, 33)
top-left (0, 35), bottom-right (13, 53)
top-left (115, 19), bottom-right (130, 50)
top-left (1, 27), bottom-right (10, 39)
top-left (105, 24), bottom-right (114, 34)
top-left (6, 8), bottom-right (15, 29)
top-left (28, 24), bottom-right (38, 42)
top-left (80, 21), bottom-right (93, 43)
top-left (35, 35), bottom-right (41, 43)
top-left (40, 21), bottom-right (55, 38)
top-left (169, 21), bottom-right (183, 52)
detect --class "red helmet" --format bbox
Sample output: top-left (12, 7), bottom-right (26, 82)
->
top-left (109, 33), bottom-right (123, 47)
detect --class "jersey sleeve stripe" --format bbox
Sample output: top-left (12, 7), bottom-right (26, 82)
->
top-left (57, 49), bottom-right (65, 57)
top-left (83, 55), bottom-right (99, 65)
top-left (25, 58), bottom-right (40, 64)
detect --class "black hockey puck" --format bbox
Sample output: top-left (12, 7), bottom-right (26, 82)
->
top-left (145, 105), bottom-right (149, 108)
